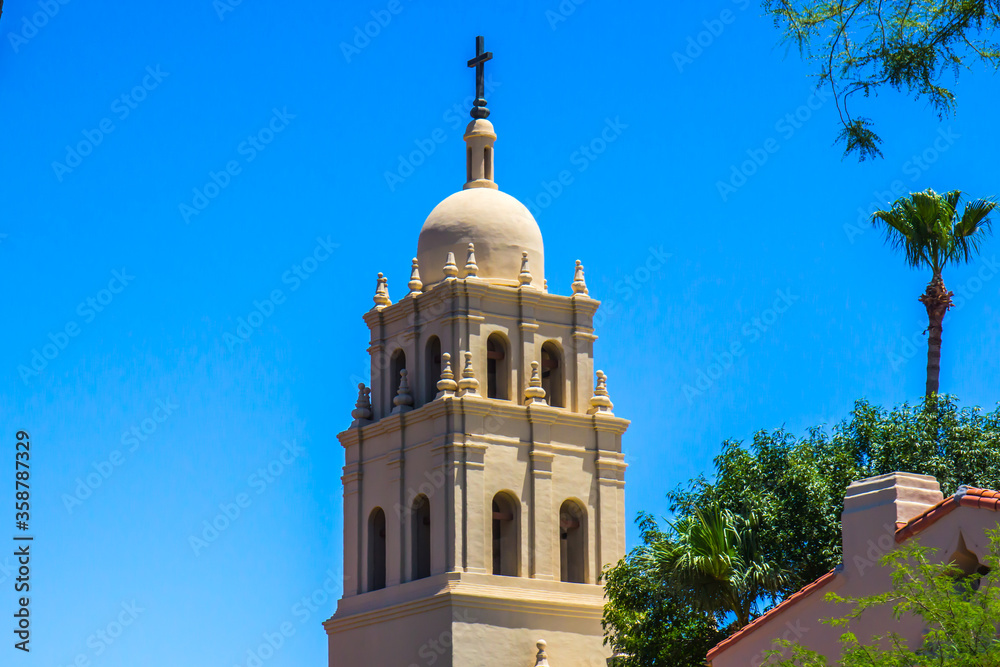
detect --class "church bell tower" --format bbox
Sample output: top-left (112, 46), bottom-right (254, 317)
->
top-left (324, 37), bottom-right (629, 666)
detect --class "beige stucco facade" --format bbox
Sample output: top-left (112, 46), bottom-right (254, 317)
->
top-left (709, 473), bottom-right (1000, 667)
top-left (324, 71), bottom-right (628, 666)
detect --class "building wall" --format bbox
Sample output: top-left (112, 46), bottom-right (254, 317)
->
top-left (326, 573), bottom-right (612, 667)
top-left (328, 275), bottom-right (628, 666)
top-left (712, 501), bottom-right (1000, 667)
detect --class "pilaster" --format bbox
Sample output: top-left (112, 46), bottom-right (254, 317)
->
top-left (593, 418), bottom-right (628, 578)
top-left (386, 444), bottom-right (405, 587)
top-left (342, 463), bottom-right (362, 597)
top-left (527, 406), bottom-right (558, 580)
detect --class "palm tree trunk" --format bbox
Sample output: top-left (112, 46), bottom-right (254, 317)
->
top-left (918, 273), bottom-right (953, 398)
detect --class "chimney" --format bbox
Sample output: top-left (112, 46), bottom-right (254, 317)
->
top-left (841, 472), bottom-right (943, 576)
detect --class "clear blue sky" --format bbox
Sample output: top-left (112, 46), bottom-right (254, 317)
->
top-left (2, 0), bottom-right (998, 665)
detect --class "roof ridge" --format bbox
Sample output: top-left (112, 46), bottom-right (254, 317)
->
top-left (896, 485), bottom-right (1000, 543)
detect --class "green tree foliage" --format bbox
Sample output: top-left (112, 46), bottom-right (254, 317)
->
top-left (644, 506), bottom-right (787, 628)
top-left (603, 396), bottom-right (1000, 662)
top-left (766, 530), bottom-right (1000, 665)
top-left (872, 189), bottom-right (995, 397)
top-left (671, 395), bottom-right (1000, 596)
top-left (603, 514), bottom-right (726, 666)
top-left (761, 1), bottom-right (1000, 160)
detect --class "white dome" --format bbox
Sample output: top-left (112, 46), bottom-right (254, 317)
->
top-left (417, 188), bottom-right (545, 289)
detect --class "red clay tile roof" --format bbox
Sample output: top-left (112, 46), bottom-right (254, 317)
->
top-left (705, 569), bottom-right (839, 661)
top-left (707, 486), bottom-right (1000, 663)
top-left (895, 487), bottom-right (1000, 543)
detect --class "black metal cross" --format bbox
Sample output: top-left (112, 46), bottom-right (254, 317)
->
top-left (467, 35), bottom-right (493, 119)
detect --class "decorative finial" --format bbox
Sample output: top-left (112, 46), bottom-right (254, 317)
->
top-left (518, 252), bottom-right (533, 286)
top-left (436, 352), bottom-right (458, 398)
top-left (571, 260), bottom-right (588, 295)
top-left (464, 242), bottom-right (479, 277)
top-left (525, 361), bottom-right (547, 405)
top-left (467, 36), bottom-right (493, 119)
top-left (392, 369), bottom-right (414, 413)
top-left (534, 640), bottom-right (550, 666)
top-left (443, 252), bottom-right (459, 279)
top-left (588, 370), bottom-right (614, 415)
top-left (408, 258), bottom-right (423, 295)
top-left (373, 272), bottom-right (392, 308)
top-left (351, 382), bottom-right (372, 425)
top-left (457, 351), bottom-right (480, 396)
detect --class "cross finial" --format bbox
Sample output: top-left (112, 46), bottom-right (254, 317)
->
top-left (467, 35), bottom-right (493, 119)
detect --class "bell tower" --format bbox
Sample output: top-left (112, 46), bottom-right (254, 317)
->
top-left (324, 37), bottom-right (629, 667)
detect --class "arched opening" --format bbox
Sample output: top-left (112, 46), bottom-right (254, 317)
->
top-left (411, 495), bottom-right (431, 581)
top-left (424, 336), bottom-right (441, 403)
top-left (491, 492), bottom-right (518, 576)
top-left (390, 349), bottom-right (406, 400)
top-left (559, 500), bottom-right (586, 583)
top-left (484, 147), bottom-right (493, 180)
top-left (486, 334), bottom-right (509, 400)
top-left (541, 341), bottom-right (564, 407)
top-left (367, 508), bottom-right (386, 591)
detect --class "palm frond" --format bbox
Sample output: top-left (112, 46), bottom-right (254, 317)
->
top-left (871, 189), bottom-right (996, 273)
top-left (952, 199), bottom-right (997, 264)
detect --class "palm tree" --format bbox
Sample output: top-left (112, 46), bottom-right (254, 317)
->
top-left (872, 189), bottom-right (995, 397)
top-left (643, 505), bottom-right (786, 630)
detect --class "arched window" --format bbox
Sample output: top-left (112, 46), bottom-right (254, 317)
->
top-left (411, 495), bottom-right (431, 580)
top-left (367, 508), bottom-right (386, 591)
top-left (424, 336), bottom-right (441, 403)
top-left (390, 349), bottom-right (406, 400)
top-left (491, 492), bottom-right (518, 576)
top-left (541, 341), bottom-right (564, 407)
top-left (486, 334), bottom-right (509, 400)
top-left (559, 500), bottom-right (586, 583)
